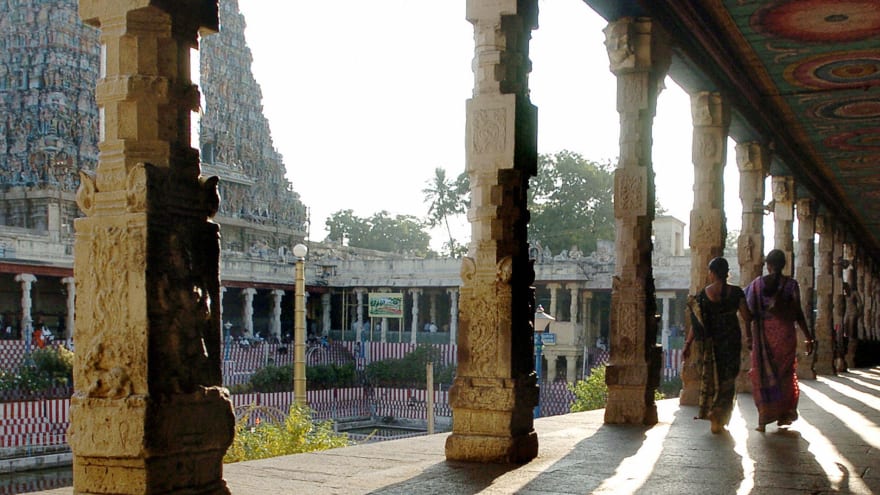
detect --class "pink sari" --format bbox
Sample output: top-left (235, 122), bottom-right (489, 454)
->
top-left (746, 276), bottom-right (801, 427)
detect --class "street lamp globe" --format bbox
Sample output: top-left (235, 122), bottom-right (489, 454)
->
top-left (292, 243), bottom-right (308, 259)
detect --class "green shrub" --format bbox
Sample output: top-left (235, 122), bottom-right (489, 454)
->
top-left (224, 403), bottom-right (349, 463)
top-left (364, 344), bottom-right (455, 388)
top-left (0, 345), bottom-right (75, 394)
top-left (569, 364), bottom-right (607, 412)
top-left (307, 363), bottom-right (357, 390)
top-left (32, 346), bottom-right (74, 385)
top-left (249, 364), bottom-right (293, 392)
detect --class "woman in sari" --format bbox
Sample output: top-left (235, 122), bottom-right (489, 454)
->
top-left (684, 257), bottom-right (752, 434)
top-left (745, 249), bottom-right (815, 432)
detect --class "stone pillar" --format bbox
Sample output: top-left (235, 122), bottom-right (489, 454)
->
top-left (321, 292), bottom-right (331, 336)
top-left (270, 289), bottom-right (284, 340)
top-left (735, 142), bottom-right (769, 391)
top-left (567, 284), bottom-right (579, 323)
top-left (447, 287), bottom-right (459, 344)
top-left (814, 213), bottom-right (835, 375)
top-left (15, 273), bottom-right (36, 338)
top-left (582, 291), bottom-right (593, 347)
top-left (680, 91), bottom-right (729, 407)
top-left (565, 354), bottom-right (577, 383)
top-left (845, 244), bottom-right (861, 368)
top-left (772, 176), bottom-right (796, 276)
top-left (866, 260), bottom-right (876, 340)
top-left (355, 288), bottom-right (365, 342)
top-left (446, 0), bottom-right (539, 463)
top-left (604, 17), bottom-right (670, 425)
top-left (833, 223), bottom-right (846, 372)
top-left (410, 288), bottom-right (422, 344)
top-left (546, 356), bottom-right (558, 383)
top-left (657, 292), bottom-right (672, 350)
top-left (242, 288), bottom-right (257, 338)
top-left (429, 292), bottom-right (438, 326)
top-left (219, 286), bottom-right (226, 326)
top-left (795, 198), bottom-right (817, 379)
top-left (72, 3), bottom-right (232, 493)
top-left (62, 276), bottom-right (76, 341)
top-left (546, 283), bottom-right (560, 319)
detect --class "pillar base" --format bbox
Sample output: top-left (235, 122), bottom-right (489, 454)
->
top-left (70, 388), bottom-right (234, 495)
top-left (604, 363), bottom-right (658, 425)
top-left (445, 431), bottom-right (538, 464)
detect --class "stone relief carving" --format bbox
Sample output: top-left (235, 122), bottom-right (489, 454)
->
top-left (453, 382), bottom-right (514, 411)
top-left (126, 164), bottom-right (147, 213)
top-left (472, 108), bottom-right (506, 155)
top-left (604, 20), bottom-right (634, 72)
top-left (76, 169), bottom-right (97, 215)
top-left (615, 168), bottom-right (646, 214)
top-left (460, 257), bottom-right (477, 285)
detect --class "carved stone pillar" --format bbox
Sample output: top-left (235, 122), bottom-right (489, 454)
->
top-left (219, 286), bottom-right (226, 326)
top-left (546, 355), bottom-right (558, 383)
top-left (680, 91), bottom-right (729, 407)
top-left (410, 288), bottom-right (422, 343)
top-left (429, 292), bottom-right (438, 327)
top-left (866, 260), bottom-right (876, 340)
top-left (242, 288), bottom-right (257, 338)
top-left (73, 3), bottom-right (232, 493)
top-left (446, 0), bottom-right (539, 463)
top-left (734, 142), bottom-right (769, 391)
top-left (447, 287), bottom-right (459, 344)
top-left (565, 354), bottom-right (577, 383)
top-left (796, 198), bottom-right (817, 380)
top-left (321, 292), bottom-right (331, 336)
top-left (582, 291), bottom-right (593, 348)
top-left (14, 273), bottom-right (36, 337)
top-left (355, 287), bottom-right (366, 342)
top-left (814, 214), bottom-right (835, 375)
top-left (62, 276), bottom-right (76, 341)
top-left (832, 223), bottom-right (846, 372)
top-left (845, 244), bottom-right (861, 368)
top-left (772, 176), bottom-right (796, 275)
top-left (546, 283), bottom-right (560, 319)
top-left (567, 284), bottom-right (580, 324)
top-left (271, 289), bottom-right (284, 340)
top-left (604, 17), bottom-right (670, 425)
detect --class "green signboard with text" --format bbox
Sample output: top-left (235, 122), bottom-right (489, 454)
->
top-left (368, 293), bottom-right (404, 318)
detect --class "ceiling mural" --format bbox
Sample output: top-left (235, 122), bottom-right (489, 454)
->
top-left (721, 0), bottom-right (880, 240)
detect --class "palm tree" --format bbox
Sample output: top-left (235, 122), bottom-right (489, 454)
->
top-left (422, 167), bottom-right (467, 255)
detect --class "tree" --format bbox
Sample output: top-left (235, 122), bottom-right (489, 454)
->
top-left (324, 210), bottom-right (431, 256)
top-left (422, 167), bottom-right (469, 257)
top-left (529, 150), bottom-right (615, 255)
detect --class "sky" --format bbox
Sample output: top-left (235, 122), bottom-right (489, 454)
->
top-left (235, 0), bottom-right (751, 251)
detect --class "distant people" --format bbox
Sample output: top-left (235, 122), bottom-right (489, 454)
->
top-left (595, 336), bottom-right (607, 351)
top-left (745, 249), bottom-right (814, 433)
top-left (428, 322), bottom-right (438, 333)
top-left (683, 257), bottom-right (751, 434)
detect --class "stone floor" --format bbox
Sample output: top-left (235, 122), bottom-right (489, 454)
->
top-left (40, 368), bottom-right (880, 494)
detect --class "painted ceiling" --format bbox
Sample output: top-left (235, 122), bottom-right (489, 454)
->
top-left (586, 0), bottom-right (880, 257)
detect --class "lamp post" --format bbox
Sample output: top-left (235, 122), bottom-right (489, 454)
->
top-left (534, 305), bottom-right (555, 418)
top-left (293, 243), bottom-right (308, 405)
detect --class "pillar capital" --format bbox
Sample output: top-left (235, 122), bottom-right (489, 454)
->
top-left (735, 141), bottom-right (771, 176)
top-left (604, 17), bottom-right (671, 77)
top-left (14, 273), bottom-right (36, 284)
